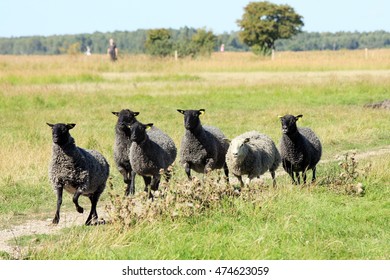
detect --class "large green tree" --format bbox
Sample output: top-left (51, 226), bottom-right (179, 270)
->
top-left (145, 28), bottom-right (173, 57)
top-left (237, 1), bottom-right (304, 55)
top-left (190, 28), bottom-right (217, 57)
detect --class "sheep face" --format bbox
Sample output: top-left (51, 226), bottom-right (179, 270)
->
top-left (177, 109), bottom-right (205, 130)
top-left (230, 137), bottom-right (250, 161)
top-left (112, 109), bottom-right (139, 126)
top-left (279, 114), bottom-right (302, 135)
top-left (47, 123), bottom-right (75, 145)
top-left (129, 122), bottom-right (153, 144)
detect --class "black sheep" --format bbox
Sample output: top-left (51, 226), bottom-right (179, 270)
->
top-left (177, 109), bottom-right (229, 180)
top-left (279, 114), bottom-right (322, 184)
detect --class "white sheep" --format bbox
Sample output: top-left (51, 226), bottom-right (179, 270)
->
top-left (226, 131), bottom-right (281, 188)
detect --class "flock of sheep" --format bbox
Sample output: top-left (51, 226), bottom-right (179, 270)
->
top-left (47, 109), bottom-right (322, 225)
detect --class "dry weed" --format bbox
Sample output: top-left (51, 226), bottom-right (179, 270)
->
top-left (105, 168), bottom-right (271, 229)
top-left (319, 152), bottom-right (371, 196)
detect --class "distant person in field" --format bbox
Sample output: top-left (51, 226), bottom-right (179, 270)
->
top-left (85, 46), bottom-right (91, 56)
top-left (107, 38), bottom-right (118, 61)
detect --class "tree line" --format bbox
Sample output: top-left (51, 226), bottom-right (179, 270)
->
top-left (1, 28), bottom-right (389, 56)
top-left (276, 30), bottom-right (390, 51)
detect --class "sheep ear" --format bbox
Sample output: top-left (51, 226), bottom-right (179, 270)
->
top-left (112, 112), bottom-right (119, 117)
top-left (133, 112), bottom-right (140, 116)
top-left (46, 123), bottom-right (54, 128)
top-left (224, 138), bottom-right (231, 144)
top-left (244, 138), bottom-right (250, 143)
top-left (177, 109), bottom-right (185, 115)
top-left (296, 115), bottom-right (303, 120)
top-left (145, 123), bottom-right (153, 130)
top-left (66, 123), bottom-right (76, 130)
top-left (199, 109), bottom-right (205, 115)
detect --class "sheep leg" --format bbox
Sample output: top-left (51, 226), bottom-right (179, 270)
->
top-left (283, 159), bottom-right (296, 184)
top-left (126, 171), bottom-right (137, 196)
top-left (52, 186), bottom-right (63, 224)
top-left (164, 169), bottom-right (172, 182)
top-left (312, 166), bottom-right (317, 183)
top-left (123, 170), bottom-right (132, 196)
top-left (151, 175), bottom-right (161, 191)
top-left (72, 188), bottom-right (84, 214)
top-left (235, 175), bottom-right (244, 189)
top-left (286, 168), bottom-right (296, 184)
top-left (289, 172), bottom-right (296, 184)
top-left (119, 167), bottom-right (131, 184)
top-left (270, 170), bottom-right (276, 187)
top-left (223, 162), bottom-right (229, 183)
top-left (143, 176), bottom-right (154, 199)
top-left (245, 177), bottom-right (252, 187)
top-left (124, 184), bottom-right (131, 196)
top-left (295, 172), bottom-right (301, 185)
top-left (302, 172), bottom-right (307, 184)
top-left (204, 158), bottom-right (215, 174)
top-left (141, 176), bottom-right (154, 199)
top-left (143, 176), bottom-right (152, 192)
top-left (124, 171), bottom-right (132, 185)
top-left (184, 162), bottom-right (192, 180)
top-left (85, 191), bottom-right (102, 226)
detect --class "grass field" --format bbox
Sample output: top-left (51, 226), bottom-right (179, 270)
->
top-left (0, 50), bottom-right (389, 260)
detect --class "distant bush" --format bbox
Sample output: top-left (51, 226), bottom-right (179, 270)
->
top-left (145, 29), bottom-right (174, 57)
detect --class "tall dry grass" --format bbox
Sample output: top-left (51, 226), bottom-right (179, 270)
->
top-left (1, 48), bottom-right (390, 76)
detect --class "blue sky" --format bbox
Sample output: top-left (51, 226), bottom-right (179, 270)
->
top-left (0, 0), bottom-right (389, 37)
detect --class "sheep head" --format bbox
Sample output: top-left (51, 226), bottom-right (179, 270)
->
top-left (279, 114), bottom-right (302, 135)
top-left (47, 123), bottom-right (75, 145)
top-left (230, 137), bottom-right (250, 161)
top-left (112, 109), bottom-right (139, 126)
top-left (177, 109), bottom-right (205, 130)
top-left (128, 122), bottom-right (153, 144)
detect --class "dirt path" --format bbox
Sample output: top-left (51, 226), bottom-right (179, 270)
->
top-left (0, 209), bottom-right (109, 259)
top-left (1, 145), bottom-right (389, 259)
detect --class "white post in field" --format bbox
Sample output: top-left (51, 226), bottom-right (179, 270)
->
top-left (365, 48), bottom-right (368, 59)
top-left (175, 50), bottom-right (178, 61)
top-left (271, 49), bottom-right (275, 60)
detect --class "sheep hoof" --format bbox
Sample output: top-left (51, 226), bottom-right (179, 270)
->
top-left (85, 218), bottom-right (106, 226)
top-left (76, 206), bottom-right (84, 214)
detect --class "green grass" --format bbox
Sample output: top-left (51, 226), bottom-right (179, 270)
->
top-left (132, 74), bottom-right (202, 83)
top-left (0, 52), bottom-right (389, 259)
top-left (24, 155), bottom-right (390, 259)
top-left (0, 73), bottom-right (103, 85)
